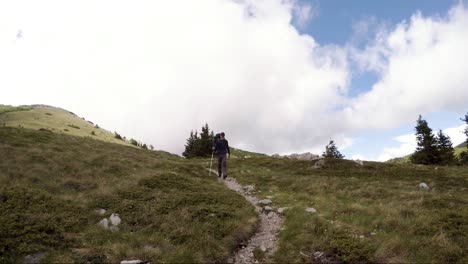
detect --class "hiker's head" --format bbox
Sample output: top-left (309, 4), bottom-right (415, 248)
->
top-left (220, 132), bottom-right (225, 139)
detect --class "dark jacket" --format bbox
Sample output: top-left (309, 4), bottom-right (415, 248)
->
top-left (214, 139), bottom-right (230, 155)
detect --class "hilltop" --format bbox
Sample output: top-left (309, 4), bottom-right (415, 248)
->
top-left (0, 105), bottom-right (130, 146)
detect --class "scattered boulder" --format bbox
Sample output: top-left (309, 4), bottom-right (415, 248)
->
top-left (110, 213), bottom-right (121, 226)
top-left (419, 182), bottom-right (429, 190)
top-left (306, 207), bottom-right (317, 214)
top-left (312, 159), bottom-right (325, 169)
top-left (24, 252), bottom-right (47, 264)
top-left (98, 218), bottom-right (109, 229)
top-left (258, 199), bottom-right (272, 205)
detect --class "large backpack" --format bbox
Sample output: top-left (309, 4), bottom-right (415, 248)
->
top-left (213, 133), bottom-right (221, 152)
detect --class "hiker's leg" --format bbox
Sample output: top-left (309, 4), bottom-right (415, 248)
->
top-left (222, 154), bottom-right (227, 178)
top-left (217, 155), bottom-right (222, 177)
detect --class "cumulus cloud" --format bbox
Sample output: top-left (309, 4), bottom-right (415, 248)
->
top-left (346, 3), bottom-right (468, 130)
top-left (1, 1), bottom-right (467, 156)
top-left (0, 0), bottom-right (348, 154)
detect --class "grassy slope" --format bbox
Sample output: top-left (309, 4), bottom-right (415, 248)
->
top-left (229, 158), bottom-right (468, 263)
top-left (230, 147), bottom-right (267, 158)
top-left (389, 146), bottom-right (467, 164)
top-left (0, 127), bottom-right (257, 263)
top-left (0, 105), bottom-right (130, 146)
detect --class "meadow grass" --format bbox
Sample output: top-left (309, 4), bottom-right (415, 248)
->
top-left (229, 157), bottom-right (468, 263)
top-left (0, 127), bottom-right (257, 263)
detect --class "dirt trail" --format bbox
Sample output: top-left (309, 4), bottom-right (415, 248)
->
top-left (211, 171), bottom-right (283, 264)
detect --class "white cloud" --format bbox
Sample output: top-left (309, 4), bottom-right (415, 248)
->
top-left (0, 0), bottom-right (348, 155)
top-left (292, 2), bottom-right (318, 29)
top-left (346, 3), bottom-right (468, 130)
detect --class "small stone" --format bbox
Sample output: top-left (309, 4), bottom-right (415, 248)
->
top-left (267, 212), bottom-right (274, 219)
top-left (98, 218), bottom-right (109, 229)
top-left (353, 159), bottom-right (364, 166)
top-left (371, 232), bottom-right (377, 236)
top-left (306, 207), bottom-right (317, 213)
top-left (277, 207), bottom-right (289, 214)
top-left (209, 213), bottom-right (216, 217)
top-left (266, 196), bottom-right (273, 199)
top-left (419, 182), bottom-right (429, 190)
top-left (243, 185), bottom-right (255, 192)
top-left (24, 252), bottom-right (47, 264)
top-left (109, 213), bottom-right (121, 226)
top-left (313, 251), bottom-right (324, 258)
top-left (120, 260), bottom-right (144, 264)
top-left (312, 159), bottom-right (325, 169)
top-left (260, 245), bottom-right (267, 252)
top-left (95, 208), bottom-right (107, 216)
top-left (359, 235), bottom-right (365, 239)
top-left (263, 206), bottom-right (273, 213)
top-left (258, 199), bottom-right (272, 205)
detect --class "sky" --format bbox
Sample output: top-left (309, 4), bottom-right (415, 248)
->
top-left (1, 0), bottom-right (467, 160)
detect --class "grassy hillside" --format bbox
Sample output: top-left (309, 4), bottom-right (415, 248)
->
top-left (0, 105), bottom-right (131, 146)
top-left (388, 146), bottom-right (467, 164)
top-left (229, 158), bottom-right (468, 263)
top-left (0, 127), bottom-right (257, 263)
top-left (230, 147), bottom-right (267, 158)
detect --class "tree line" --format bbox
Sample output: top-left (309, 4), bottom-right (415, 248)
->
top-left (411, 113), bottom-right (468, 165)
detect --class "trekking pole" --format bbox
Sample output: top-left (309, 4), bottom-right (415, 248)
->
top-left (209, 151), bottom-right (214, 177)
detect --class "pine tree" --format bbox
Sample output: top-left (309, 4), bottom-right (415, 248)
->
top-left (462, 113), bottom-right (468, 148)
top-left (411, 115), bottom-right (439, 164)
top-left (322, 139), bottom-right (344, 159)
top-left (182, 130), bottom-right (197, 158)
top-left (436, 129), bottom-right (455, 165)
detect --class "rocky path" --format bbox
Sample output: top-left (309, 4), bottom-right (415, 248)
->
top-left (211, 171), bottom-right (283, 264)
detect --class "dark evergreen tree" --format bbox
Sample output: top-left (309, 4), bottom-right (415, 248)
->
top-left (322, 139), bottom-right (344, 159)
top-left (411, 115), bottom-right (439, 164)
top-left (182, 130), bottom-right (197, 158)
top-left (462, 113), bottom-right (468, 148)
top-left (436, 129), bottom-right (455, 165)
top-left (182, 124), bottom-right (215, 158)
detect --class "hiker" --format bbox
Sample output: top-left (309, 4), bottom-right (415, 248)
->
top-left (213, 132), bottom-right (230, 179)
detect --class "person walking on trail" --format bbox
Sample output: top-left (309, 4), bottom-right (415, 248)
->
top-left (214, 132), bottom-right (230, 179)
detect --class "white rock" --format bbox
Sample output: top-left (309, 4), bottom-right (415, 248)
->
top-left (313, 251), bottom-right (324, 258)
top-left (260, 245), bottom-right (267, 252)
top-left (98, 218), bottom-right (109, 229)
top-left (306, 207), bottom-right (317, 213)
top-left (312, 159), bottom-right (325, 169)
top-left (263, 206), bottom-right (273, 213)
top-left (109, 213), bottom-right (121, 226)
top-left (419, 182), bottom-right (429, 190)
top-left (266, 196), bottom-right (273, 199)
top-left (371, 232), bottom-right (377, 236)
top-left (277, 207), bottom-right (289, 214)
top-left (243, 185), bottom-right (255, 192)
top-left (258, 199), bottom-right (272, 205)
top-left (267, 212), bottom-right (274, 219)
top-left (120, 260), bottom-right (144, 264)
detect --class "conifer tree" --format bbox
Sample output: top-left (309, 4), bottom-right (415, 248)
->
top-left (462, 113), bottom-right (468, 148)
top-left (436, 129), bottom-right (455, 165)
top-left (182, 130), bottom-right (197, 158)
top-left (322, 139), bottom-right (344, 159)
top-left (411, 115), bottom-right (439, 164)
